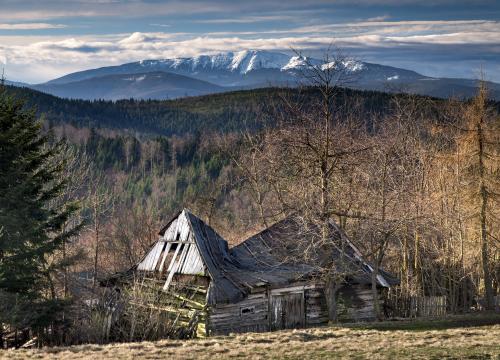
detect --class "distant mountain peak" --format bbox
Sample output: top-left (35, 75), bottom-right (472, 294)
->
top-left (36, 49), bottom-right (500, 101)
top-left (137, 50), bottom-right (293, 74)
top-left (134, 50), bottom-right (368, 75)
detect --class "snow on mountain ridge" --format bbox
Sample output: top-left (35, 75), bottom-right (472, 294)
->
top-left (136, 50), bottom-right (363, 74)
top-left (320, 60), bottom-right (365, 72)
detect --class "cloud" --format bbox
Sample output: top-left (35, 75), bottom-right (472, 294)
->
top-left (0, 23), bottom-right (67, 30)
top-left (195, 15), bottom-right (299, 24)
top-left (150, 23), bottom-right (171, 28)
top-left (387, 31), bottom-right (500, 45)
top-left (1, 16), bottom-right (499, 83)
top-left (364, 15), bottom-right (391, 22)
top-left (292, 19), bottom-right (499, 33)
top-left (0, 10), bottom-right (100, 21)
top-left (1, 0), bottom-right (498, 24)
top-left (0, 1), bottom-right (232, 21)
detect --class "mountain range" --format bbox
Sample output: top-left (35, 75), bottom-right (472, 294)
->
top-left (12, 50), bottom-right (500, 100)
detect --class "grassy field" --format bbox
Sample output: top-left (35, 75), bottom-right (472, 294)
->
top-left (2, 314), bottom-right (499, 359)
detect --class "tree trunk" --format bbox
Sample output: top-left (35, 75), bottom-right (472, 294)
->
top-left (92, 199), bottom-right (100, 291)
top-left (62, 223), bottom-right (67, 298)
top-left (477, 121), bottom-right (494, 310)
top-left (325, 277), bottom-right (340, 322)
top-left (371, 268), bottom-right (380, 320)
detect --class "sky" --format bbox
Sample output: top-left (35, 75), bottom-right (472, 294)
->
top-left (0, 0), bottom-right (499, 84)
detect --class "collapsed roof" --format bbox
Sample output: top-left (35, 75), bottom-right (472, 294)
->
top-left (131, 209), bottom-right (398, 304)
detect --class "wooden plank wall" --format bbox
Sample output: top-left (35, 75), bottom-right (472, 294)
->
top-left (208, 283), bottom-right (331, 335)
top-left (305, 287), bottom-right (329, 327)
top-left (338, 285), bottom-right (381, 321)
top-left (137, 211), bottom-right (206, 278)
top-left (208, 292), bottom-right (269, 335)
top-left (270, 292), bottom-right (305, 330)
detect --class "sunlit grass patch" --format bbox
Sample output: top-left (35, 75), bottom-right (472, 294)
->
top-left (1, 314), bottom-right (499, 359)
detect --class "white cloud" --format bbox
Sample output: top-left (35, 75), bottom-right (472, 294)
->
top-left (1, 17), bottom-right (499, 83)
top-left (195, 15), bottom-right (298, 24)
top-left (387, 31), bottom-right (500, 44)
top-left (150, 23), bottom-right (171, 28)
top-left (292, 19), bottom-right (499, 33)
top-left (0, 23), bottom-right (66, 30)
top-left (364, 15), bottom-right (391, 22)
top-left (0, 1), bottom-right (230, 21)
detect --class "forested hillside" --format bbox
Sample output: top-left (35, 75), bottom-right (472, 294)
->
top-left (5, 85), bottom-right (444, 136)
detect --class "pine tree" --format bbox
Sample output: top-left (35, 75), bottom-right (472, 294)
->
top-left (0, 86), bottom-right (82, 345)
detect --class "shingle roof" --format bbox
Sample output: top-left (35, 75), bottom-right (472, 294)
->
top-left (184, 210), bottom-right (397, 304)
top-left (183, 211), bottom-right (313, 304)
top-left (231, 216), bottom-right (399, 288)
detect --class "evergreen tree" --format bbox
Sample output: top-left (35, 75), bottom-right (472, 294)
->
top-left (0, 86), bottom-right (82, 345)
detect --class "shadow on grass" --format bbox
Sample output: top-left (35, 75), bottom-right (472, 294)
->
top-left (342, 312), bottom-right (500, 332)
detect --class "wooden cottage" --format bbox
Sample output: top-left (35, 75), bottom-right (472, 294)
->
top-left (120, 209), bottom-right (397, 336)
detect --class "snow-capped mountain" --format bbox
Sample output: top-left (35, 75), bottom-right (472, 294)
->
top-left (44, 50), bottom-right (378, 87)
top-left (147, 50), bottom-right (293, 74)
top-left (31, 50), bottom-right (499, 100)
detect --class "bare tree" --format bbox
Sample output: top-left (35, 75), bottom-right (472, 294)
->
top-left (57, 145), bottom-right (91, 297)
top-left (87, 173), bottom-right (115, 291)
top-left (456, 81), bottom-right (499, 309)
top-left (236, 48), bottom-right (375, 321)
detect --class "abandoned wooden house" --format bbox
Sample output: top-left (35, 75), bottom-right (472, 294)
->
top-left (108, 208), bottom-right (398, 336)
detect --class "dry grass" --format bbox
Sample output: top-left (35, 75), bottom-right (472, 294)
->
top-left (2, 315), bottom-right (500, 359)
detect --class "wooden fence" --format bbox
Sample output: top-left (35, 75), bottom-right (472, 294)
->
top-left (409, 296), bottom-right (447, 317)
top-left (385, 294), bottom-right (447, 318)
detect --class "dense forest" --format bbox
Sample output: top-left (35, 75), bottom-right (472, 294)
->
top-left (6, 84), bottom-right (465, 136)
top-left (1, 67), bottom-right (499, 347)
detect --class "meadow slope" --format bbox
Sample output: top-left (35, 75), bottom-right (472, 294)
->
top-left (2, 315), bottom-right (499, 359)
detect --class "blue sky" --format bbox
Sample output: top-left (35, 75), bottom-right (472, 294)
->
top-left (0, 0), bottom-right (499, 83)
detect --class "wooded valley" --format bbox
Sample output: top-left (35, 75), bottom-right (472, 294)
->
top-left (0, 67), bottom-right (499, 346)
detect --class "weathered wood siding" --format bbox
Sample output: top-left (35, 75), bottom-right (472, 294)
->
top-left (208, 283), bottom-right (331, 335)
top-left (270, 292), bottom-right (305, 330)
top-left (337, 284), bottom-right (382, 321)
top-left (208, 292), bottom-right (269, 335)
top-left (305, 287), bottom-right (329, 327)
top-left (137, 211), bottom-right (206, 277)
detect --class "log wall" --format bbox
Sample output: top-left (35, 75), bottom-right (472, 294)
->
top-left (207, 283), bottom-right (331, 335)
top-left (208, 292), bottom-right (269, 335)
top-left (305, 287), bottom-right (329, 327)
top-left (337, 284), bottom-right (383, 321)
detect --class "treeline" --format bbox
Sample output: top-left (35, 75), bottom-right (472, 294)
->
top-left (68, 128), bottom-right (231, 206)
top-left (5, 84), bottom-right (468, 137)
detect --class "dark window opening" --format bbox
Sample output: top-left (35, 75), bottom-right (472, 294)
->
top-left (175, 232), bottom-right (181, 241)
top-left (240, 306), bottom-right (255, 316)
